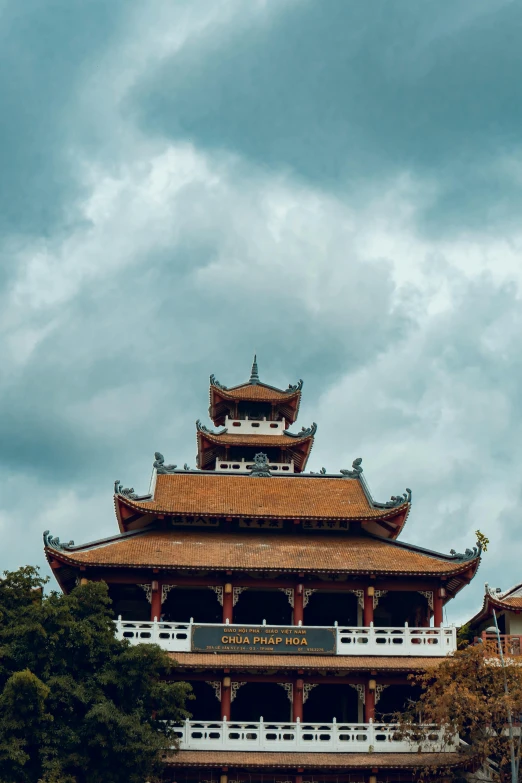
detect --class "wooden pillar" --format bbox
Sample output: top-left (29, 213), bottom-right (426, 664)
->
top-left (364, 586), bottom-right (374, 626)
top-left (433, 590), bottom-right (443, 627)
top-left (151, 581), bottom-right (161, 621)
top-left (221, 677), bottom-right (231, 720)
top-left (292, 679), bottom-right (304, 721)
top-left (364, 680), bottom-right (376, 722)
top-left (223, 583), bottom-right (233, 623)
top-left (293, 584), bottom-right (304, 625)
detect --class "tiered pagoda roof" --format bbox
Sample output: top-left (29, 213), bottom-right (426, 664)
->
top-left (209, 356), bottom-right (302, 425)
top-left (468, 582), bottom-right (522, 626)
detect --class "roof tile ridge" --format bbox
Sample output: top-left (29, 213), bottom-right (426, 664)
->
top-left (43, 526), bottom-right (150, 553)
top-left (362, 529), bottom-right (481, 563)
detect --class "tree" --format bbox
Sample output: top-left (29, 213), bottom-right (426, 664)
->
top-left (0, 566), bottom-right (192, 783)
top-left (399, 644), bottom-right (522, 782)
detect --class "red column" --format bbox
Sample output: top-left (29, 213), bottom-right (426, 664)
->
top-left (363, 588), bottom-right (374, 626)
top-left (433, 591), bottom-right (443, 627)
top-left (293, 585), bottom-right (304, 625)
top-left (364, 681), bottom-right (375, 722)
top-left (221, 679), bottom-right (231, 720)
top-left (151, 582), bottom-right (162, 621)
top-left (292, 679), bottom-right (304, 721)
top-left (223, 584), bottom-right (233, 624)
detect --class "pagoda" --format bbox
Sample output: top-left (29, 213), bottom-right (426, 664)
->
top-left (44, 359), bottom-right (482, 783)
top-left (465, 582), bottom-right (522, 658)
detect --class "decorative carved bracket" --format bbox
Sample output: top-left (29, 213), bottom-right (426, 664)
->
top-left (206, 681), bottom-right (221, 701)
top-left (209, 586), bottom-right (224, 606)
top-left (233, 587), bottom-right (248, 606)
top-left (303, 683), bottom-right (318, 703)
top-left (303, 588), bottom-right (317, 608)
top-left (279, 588), bottom-right (294, 608)
top-left (348, 589), bottom-right (365, 609)
top-left (418, 590), bottom-right (434, 610)
top-left (138, 584), bottom-right (152, 603)
top-left (373, 590), bottom-right (388, 609)
top-left (277, 682), bottom-right (293, 702)
top-left (162, 584), bottom-right (176, 604)
top-left (231, 682), bottom-right (246, 702)
top-left (375, 684), bottom-right (389, 705)
top-left (348, 683), bottom-right (365, 704)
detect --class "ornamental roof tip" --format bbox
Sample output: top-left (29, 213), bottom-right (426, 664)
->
top-left (249, 354), bottom-right (259, 384)
top-left (196, 419), bottom-right (228, 436)
top-left (449, 545), bottom-right (482, 562)
top-left (284, 422), bottom-right (317, 438)
top-left (114, 480), bottom-right (152, 501)
top-left (210, 364), bottom-right (303, 396)
top-left (153, 452), bottom-right (178, 475)
top-left (43, 530), bottom-right (75, 551)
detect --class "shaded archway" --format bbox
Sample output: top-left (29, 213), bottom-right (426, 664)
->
top-left (186, 681), bottom-right (221, 721)
top-left (303, 683), bottom-right (359, 723)
top-left (234, 589), bottom-right (292, 625)
top-left (304, 591), bottom-right (357, 626)
top-left (374, 591), bottom-right (430, 627)
top-left (162, 587), bottom-right (222, 623)
top-left (232, 682), bottom-right (292, 722)
top-left (108, 584), bottom-right (149, 621)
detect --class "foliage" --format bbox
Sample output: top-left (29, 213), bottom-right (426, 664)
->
top-left (399, 644), bottom-right (522, 782)
top-left (0, 566), bottom-right (192, 783)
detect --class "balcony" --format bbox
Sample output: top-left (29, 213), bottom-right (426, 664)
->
top-left (481, 632), bottom-right (522, 657)
top-left (216, 458), bottom-right (295, 474)
top-left (172, 718), bottom-right (456, 753)
top-left (115, 620), bottom-right (456, 656)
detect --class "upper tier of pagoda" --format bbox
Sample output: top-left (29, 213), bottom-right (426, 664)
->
top-left (209, 356), bottom-right (303, 426)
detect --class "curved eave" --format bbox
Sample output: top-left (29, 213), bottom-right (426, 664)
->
top-left (115, 492), bottom-right (410, 525)
top-left (467, 591), bottom-right (522, 628)
top-left (196, 430), bottom-right (314, 473)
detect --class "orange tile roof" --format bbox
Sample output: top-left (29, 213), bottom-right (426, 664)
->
top-left (120, 473), bottom-right (408, 521)
top-left (212, 383), bottom-right (301, 402)
top-left (47, 529), bottom-right (478, 577)
top-left (166, 750), bottom-right (467, 770)
top-left (169, 652), bottom-right (443, 671)
top-left (199, 432), bottom-right (313, 447)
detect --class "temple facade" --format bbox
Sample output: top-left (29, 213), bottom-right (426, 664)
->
top-left (44, 358), bottom-right (481, 783)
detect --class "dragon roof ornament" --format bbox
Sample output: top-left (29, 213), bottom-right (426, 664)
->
top-left (43, 530), bottom-right (75, 551)
top-left (286, 379), bottom-right (304, 393)
top-left (153, 452), bottom-right (178, 475)
top-left (210, 373), bottom-right (227, 391)
top-left (372, 488), bottom-right (412, 509)
top-left (114, 481), bottom-right (152, 501)
top-left (449, 545), bottom-right (481, 562)
top-left (196, 419), bottom-right (228, 436)
top-left (249, 452), bottom-right (272, 477)
top-left (340, 457), bottom-right (363, 478)
top-left (284, 422), bottom-right (317, 439)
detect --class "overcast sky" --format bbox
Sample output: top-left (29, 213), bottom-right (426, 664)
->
top-left (1, 0), bottom-right (521, 624)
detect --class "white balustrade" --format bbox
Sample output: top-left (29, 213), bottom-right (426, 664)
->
top-left (114, 620), bottom-right (457, 656)
top-left (114, 619), bottom-right (191, 652)
top-left (225, 417), bottom-right (286, 435)
top-left (216, 458), bottom-right (294, 473)
top-left (337, 624), bottom-right (457, 656)
top-left (172, 719), bottom-right (456, 753)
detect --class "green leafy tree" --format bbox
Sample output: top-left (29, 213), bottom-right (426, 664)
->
top-left (0, 566), bottom-right (192, 783)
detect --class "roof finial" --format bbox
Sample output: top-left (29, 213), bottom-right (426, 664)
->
top-left (250, 354), bottom-right (259, 384)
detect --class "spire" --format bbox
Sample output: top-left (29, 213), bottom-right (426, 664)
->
top-left (249, 354), bottom-right (259, 384)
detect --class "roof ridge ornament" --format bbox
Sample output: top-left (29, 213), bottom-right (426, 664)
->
top-left (286, 379), bottom-right (303, 393)
top-left (210, 373), bottom-right (227, 391)
top-left (43, 530), bottom-right (74, 551)
top-left (153, 452), bottom-right (178, 475)
top-left (284, 422), bottom-right (317, 439)
top-left (114, 481), bottom-right (152, 501)
top-left (249, 354), bottom-right (260, 385)
top-left (249, 452), bottom-right (272, 477)
top-left (196, 419), bottom-right (228, 436)
top-left (340, 458), bottom-right (363, 478)
top-left (449, 545), bottom-right (481, 562)
top-left (372, 488), bottom-right (412, 509)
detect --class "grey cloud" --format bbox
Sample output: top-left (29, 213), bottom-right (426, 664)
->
top-left (131, 0), bottom-right (522, 235)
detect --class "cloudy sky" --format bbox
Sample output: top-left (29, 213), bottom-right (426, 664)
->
top-left (1, 0), bottom-right (521, 624)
